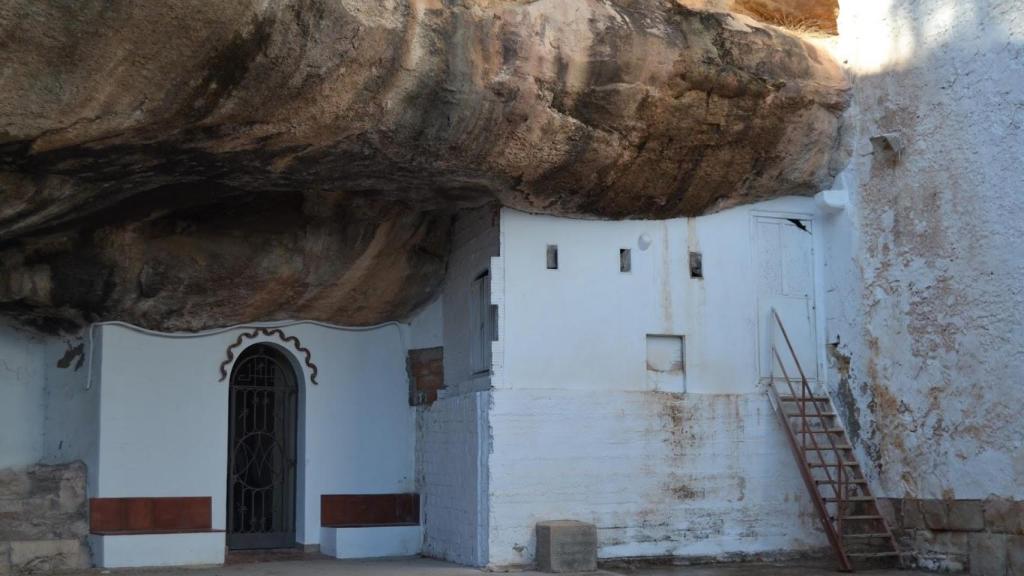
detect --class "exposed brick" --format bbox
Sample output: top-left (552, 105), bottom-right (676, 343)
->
top-left (408, 347), bottom-right (445, 406)
top-left (969, 532), bottom-right (1008, 576)
top-left (948, 500), bottom-right (985, 532)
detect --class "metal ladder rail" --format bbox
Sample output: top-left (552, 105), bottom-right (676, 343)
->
top-left (769, 308), bottom-right (903, 569)
top-left (771, 309), bottom-right (852, 535)
top-left (769, 309), bottom-right (853, 572)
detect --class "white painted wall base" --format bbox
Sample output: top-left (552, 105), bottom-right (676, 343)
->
top-left (320, 526), bottom-right (422, 559)
top-left (88, 532), bottom-right (225, 568)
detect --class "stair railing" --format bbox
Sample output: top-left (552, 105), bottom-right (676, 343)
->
top-left (767, 307), bottom-right (853, 572)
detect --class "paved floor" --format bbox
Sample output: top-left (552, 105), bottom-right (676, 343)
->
top-left (85, 556), bottom-right (942, 576)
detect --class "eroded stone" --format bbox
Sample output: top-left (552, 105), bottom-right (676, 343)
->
top-left (0, 0), bottom-right (849, 332)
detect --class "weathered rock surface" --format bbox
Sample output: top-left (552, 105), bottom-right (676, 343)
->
top-left (0, 0), bottom-right (849, 331)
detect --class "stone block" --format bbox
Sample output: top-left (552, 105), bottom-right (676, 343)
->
top-left (921, 499), bottom-right (949, 531)
top-left (1009, 536), bottom-right (1024, 576)
top-left (876, 498), bottom-right (901, 528)
top-left (948, 500), bottom-right (986, 532)
top-left (916, 529), bottom-right (969, 555)
top-left (968, 532), bottom-right (1007, 576)
top-left (984, 498), bottom-right (1023, 535)
top-left (536, 520), bottom-right (597, 573)
top-left (0, 462), bottom-right (88, 542)
top-left (903, 498), bottom-right (927, 530)
top-left (0, 469), bottom-right (31, 500)
top-left (9, 539), bottom-right (89, 573)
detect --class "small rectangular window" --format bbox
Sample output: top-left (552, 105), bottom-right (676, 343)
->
top-left (546, 245), bottom-right (559, 270)
top-left (620, 249), bottom-right (631, 272)
top-left (689, 251), bottom-right (703, 279)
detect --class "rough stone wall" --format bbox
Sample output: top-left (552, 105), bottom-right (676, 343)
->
top-left (0, 462), bottom-right (90, 575)
top-left (879, 497), bottom-right (1024, 574)
top-left (822, 0), bottom-right (1024, 570)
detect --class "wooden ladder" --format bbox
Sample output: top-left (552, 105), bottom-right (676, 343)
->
top-left (765, 308), bottom-right (904, 572)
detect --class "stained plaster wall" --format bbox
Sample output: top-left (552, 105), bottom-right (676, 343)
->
top-left (484, 203), bottom-right (836, 567)
top-left (417, 206), bottom-right (497, 566)
top-left (91, 321), bottom-right (416, 547)
top-left (0, 321), bottom-right (93, 472)
top-left (825, 0), bottom-right (1024, 501)
top-left (0, 322), bottom-right (46, 469)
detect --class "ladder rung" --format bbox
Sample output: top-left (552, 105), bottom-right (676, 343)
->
top-left (816, 478), bottom-right (868, 484)
top-left (825, 496), bottom-right (875, 502)
top-left (779, 395), bottom-right (831, 402)
top-left (804, 445), bottom-right (852, 450)
top-left (843, 532), bottom-right (890, 539)
top-left (810, 461), bottom-right (859, 468)
top-left (795, 427), bottom-right (846, 433)
top-left (841, 515), bottom-right (884, 521)
top-left (786, 411), bottom-right (838, 417)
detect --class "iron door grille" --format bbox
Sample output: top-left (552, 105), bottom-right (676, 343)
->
top-left (227, 345), bottom-right (297, 549)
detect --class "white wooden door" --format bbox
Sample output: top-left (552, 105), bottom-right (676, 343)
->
top-left (755, 216), bottom-right (818, 384)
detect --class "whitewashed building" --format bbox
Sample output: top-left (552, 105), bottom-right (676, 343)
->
top-left (1, 193), bottom-right (849, 569)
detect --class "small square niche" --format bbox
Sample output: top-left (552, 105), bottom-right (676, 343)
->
top-left (646, 334), bottom-right (685, 393)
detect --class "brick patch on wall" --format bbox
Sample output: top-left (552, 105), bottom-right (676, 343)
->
top-left (408, 347), bottom-right (445, 406)
top-left (0, 462), bottom-right (90, 574)
top-left (880, 497), bottom-right (1023, 575)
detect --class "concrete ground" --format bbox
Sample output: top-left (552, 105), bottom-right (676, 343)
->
top-left (83, 556), bottom-right (943, 576)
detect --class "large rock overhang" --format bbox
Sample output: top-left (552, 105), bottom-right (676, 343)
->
top-left (0, 0), bottom-right (849, 331)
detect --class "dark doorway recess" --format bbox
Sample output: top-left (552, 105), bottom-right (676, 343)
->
top-left (227, 344), bottom-right (298, 550)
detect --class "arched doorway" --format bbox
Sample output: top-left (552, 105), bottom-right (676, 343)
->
top-left (227, 344), bottom-right (298, 549)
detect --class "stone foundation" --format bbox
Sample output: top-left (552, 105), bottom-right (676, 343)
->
top-left (0, 462), bottom-right (90, 574)
top-left (880, 497), bottom-right (1023, 575)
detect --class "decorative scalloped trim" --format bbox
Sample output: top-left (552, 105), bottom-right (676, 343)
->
top-left (218, 328), bottom-right (319, 385)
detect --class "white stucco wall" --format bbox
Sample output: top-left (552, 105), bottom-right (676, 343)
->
top-left (0, 321), bottom-right (46, 468)
top-left (485, 202), bottom-right (836, 567)
top-left (92, 321), bottom-right (415, 545)
top-left (826, 0), bottom-right (1024, 500)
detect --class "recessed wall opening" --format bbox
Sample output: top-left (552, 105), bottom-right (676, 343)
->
top-left (470, 270), bottom-right (496, 375)
top-left (689, 251), bottom-right (703, 279)
top-left (227, 344), bottom-right (298, 550)
top-left (619, 249), bottom-right (631, 272)
top-left (646, 334), bottom-right (685, 393)
top-left (546, 245), bottom-right (559, 270)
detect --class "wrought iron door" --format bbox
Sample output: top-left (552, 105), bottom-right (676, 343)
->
top-left (227, 345), bottom-right (297, 549)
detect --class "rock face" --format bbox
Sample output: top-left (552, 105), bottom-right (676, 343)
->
top-left (0, 0), bottom-right (849, 331)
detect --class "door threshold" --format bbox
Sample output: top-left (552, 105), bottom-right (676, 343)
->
top-left (225, 547), bottom-right (325, 565)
